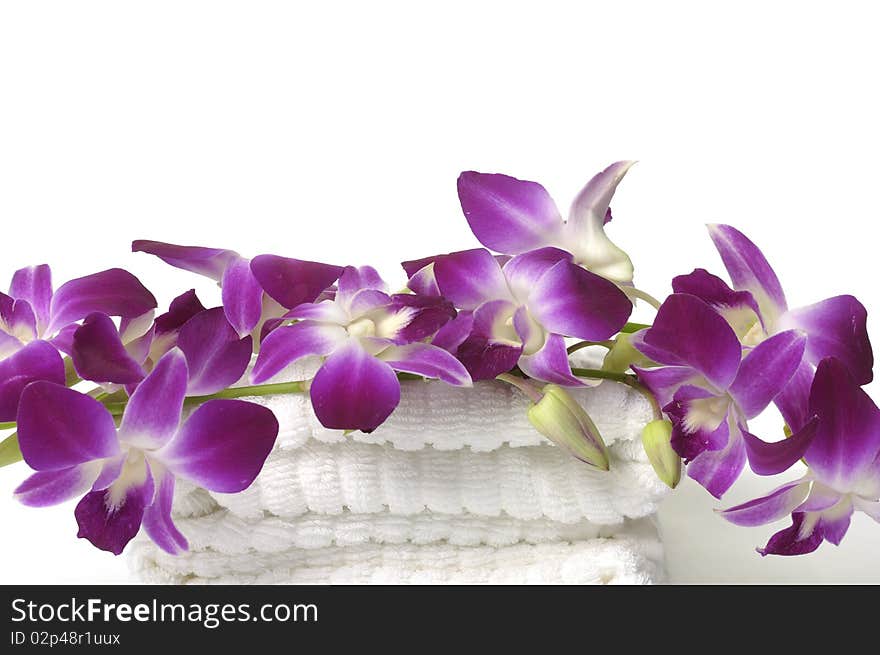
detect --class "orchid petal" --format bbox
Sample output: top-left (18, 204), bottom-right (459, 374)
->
top-left (528, 259), bottom-right (633, 341)
top-left (284, 300), bottom-right (348, 324)
top-left (47, 268), bottom-right (157, 336)
top-left (118, 350), bottom-right (187, 451)
top-left (431, 311), bottom-right (474, 352)
top-left (17, 381), bottom-right (119, 470)
top-left (634, 294), bottom-right (742, 390)
top-left (743, 418), bottom-right (818, 476)
top-left (457, 171), bottom-right (563, 254)
top-left (518, 333), bottom-right (583, 386)
top-left (387, 294), bottom-right (456, 344)
top-left (9, 265), bottom-right (52, 333)
top-left (758, 512), bottom-right (824, 556)
top-left (0, 340), bottom-right (67, 422)
top-left (250, 254), bottom-right (343, 309)
top-left (672, 268), bottom-right (764, 336)
top-left (75, 460), bottom-right (153, 555)
top-left (157, 399), bottom-right (277, 492)
top-left (455, 335), bottom-right (522, 381)
top-left (472, 299), bottom-right (520, 345)
top-left (336, 266), bottom-right (386, 310)
top-left (71, 313), bottom-right (146, 385)
top-left (432, 249), bottom-right (512, 310)
top-left (0, 293), bottom-right (38, 344)
top-left (780, 295), bottom-right (873, 385)
top-left (707, 224), bottom-right (787, 324)
top-left (141, 468), bottom-right (188, 555)
top-left (251, 321), bottom-right (346, 384)
top-left (177, 307), bottom-right (252, 395)
top-left (310, 339), bottom-right (400, 432)
top-left (405, 262), bottom-right (441, 296)
top-left (220, 256), bottom-right (264, 337)
top-left (853, 498), bottom-right (880, 523)
top-left (816, 498), bottom-right (854, 545)
top-left (774, 361), bottom-right (815, 434)
top-left (564, 160), bottom-right (635, 283)
top-left (13, 462), bottom-right (103, 508)
top-left (502, 247), bottom-right (572, 300)
top-left (719, 480), bottom-right (811, 527)
top-left (155, 289), bottom-right (207, 336)
top-left (806, 357), bottom-right (880, 490)
top-left (664, 386), bottom-right (731, 462)
top-left (132, 240), bottom-right (239, 281)
top-left (729, 329), bottom-right (806, 419)
top-left (686, 421), bottom-right (746, 498)
top-left (348, 289), bottom-right (393, 318)
top-left (379, 342), bottom-right (472, 386)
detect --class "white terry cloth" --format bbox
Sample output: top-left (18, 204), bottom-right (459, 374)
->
top-left (129, 516), bottom-right (665, 585)
top-left (236, 357), bottom-right (653, 453)
top-left (205, 439), bottom-right (667, 526)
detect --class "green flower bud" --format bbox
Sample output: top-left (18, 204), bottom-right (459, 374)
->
top-left (602, 331), bottom-right (654, 373)
top-left (527, 385), bottom-right (610, 470)
top-left (641, 419), bottom-right (681, 488)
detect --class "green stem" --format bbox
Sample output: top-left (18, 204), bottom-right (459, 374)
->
top-left (624, 287), bottom-right (663, 310)
top-left (570, 367), bottom-right (662, 420)
top-left (101, 380), bottom-right (310, 416)
top-left (496, 373), bottom-right (544, 404)
top-left (0, 433), bottom-right (22, 467)
top-left (0, 421), bottom-right (16, 431)
top-left (566, 340), bottom-right (614, 355)
top-left (620, 321), bottom-right (651, 334)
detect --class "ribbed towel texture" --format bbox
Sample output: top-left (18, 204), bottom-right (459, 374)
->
top-left (129, 366), bottom-right (669, 584)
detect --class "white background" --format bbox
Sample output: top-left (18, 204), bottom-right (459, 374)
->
top-left (1, 2), bottom-right (878, 583)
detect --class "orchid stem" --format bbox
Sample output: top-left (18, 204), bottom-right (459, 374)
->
top-left (570, 367), bottom-right (663, 421)
top-left (0, 421), bottom-right (15, 431)
top-left (567, 340), bottom-right (615, 355)
top-left (496, 373), bottom-right (544, 404)
top-left (620, 321), bottom-right (651, 334)
top-left (624, 287), bottom-right (663, 310)
top-left (0, 432), bottom-right (22, 468)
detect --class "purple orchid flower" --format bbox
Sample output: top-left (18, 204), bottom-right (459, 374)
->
top-left (632, 293), bottom-right (815, 498)
top-left (456, 161), bottom-right (635, 283)
top-left (402, 247), bottom-right (633, 384)
top-left (132, 240), bottom-right (344, 339)
top-left (673, 225), bottom-right (873, 432)
top-left (251, 266), bottom-right (470, 432)
top-left (14, 349), bottom-right (278, 555)
top-left (720, 357), bottom-right (880, 555)
top-left (70, 290), bottom-right (252, 396)
top-left (0, 265), bottom-right (157, 421)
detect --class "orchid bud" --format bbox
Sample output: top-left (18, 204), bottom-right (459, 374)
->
top-left (602, 331), bottom-right (653, 373)
top-left (527, 385), bottom-right (610, 470)
top-left (641, 419), bottom-right (681, 488)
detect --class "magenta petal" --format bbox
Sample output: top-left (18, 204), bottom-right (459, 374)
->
top-left (405, 263), bottom-right (441, 297)
top-left (566, 161), bottom-right (634, 232)
top-left (502, 247), bottom-right (573, 297)
top-left (220, 256), bottom-right (264, 338)
top-left (632, 365), bottom-right (698, 408)
top-left (310, 340), bottom-right (401, 432)
top-left (686, 422), bottom-right (746, 498)
top-left (457, 171), bottom-right (563, 254)
top-left (119, 350), bottom-right (187, 451)
top-left (75, 476), bottom-right (152, 556)
top-left (743, 418), bottom-right (818, 476)
top-left (432, 311), bottom-right (474, 353)
top-left (633, 294), bottom-right (741, 390)
top-left (251, 321), bottom-right (346, 384)
top-left (14, 462), bottom-right (102, 507)
top-left (782, 295), bottom-right (873, 385)
top-left (816, 499), bottom-right (854, 546)
top-left (729, 329), bottom-right (806, 419)
top-left (432, 249), bottom-right (512, 310)
top-left (132, 240), bottom-right (238, 281)
top-left (719, 480), bottom-right (810, 527)
top-left (157, 399), bottom-right (278, 493)
top-left (336, 266), bottom-right (386, 309)
top-left (0, 293), bottom-right (38, 344)
top-left (518, 333), bottom-right (583, 386)
top-left (664, 386), bottom-right (730, 462)
top-left (455, 336), bottom-right (522, 381)
top-left (774, 361), bottom-right (815, 434)
top-left (284, 301), bottom-right (348, 324)
top-left (388, 294), bottom-right (456, 344)
top-left (806, 357), bottom-right (880, 490)
top-left (155, 289), bottom-right (207, 336)
top-left (9, 264), bottom-right (53, 333)
top-left (177, 308), bottom-right (252, 395)
top-left (707, 224), bottom-right (788, 322)
top-left (672, 268), bottom-right (763, 330)
top-left (141, 470), bottom-right (188, 555)
top-left (379, 342), bottom-right (472, 386)
top-left (72, 313), bottom-right (146, 385)
top-left (17, 381), bottom-right (119, 470)
top-left (528, 259), bottom-right (632, 340)
top-left (758, 513), bottom-right (824, 556)
top-left (47, 268), bottom-right (157, 336)
top-left (0, 340), bottom-right (66, 422)
top-left (250, 254), bottom-right (343, 310)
